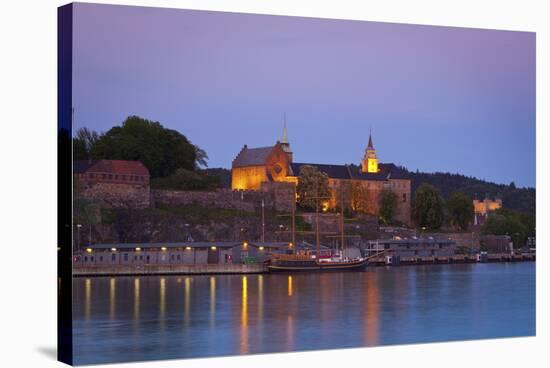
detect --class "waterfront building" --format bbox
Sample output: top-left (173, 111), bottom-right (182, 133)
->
top-left (364, 237), bottom-right (456, 258)
top-left (74, 241), bottom-right (291, 266)
top-left (231, 126), bottom-right (411, 225)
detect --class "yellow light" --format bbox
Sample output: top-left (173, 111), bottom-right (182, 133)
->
top-left (161, 247), bottom-right (167, 251)
top-left (111, 248), bottom-right (117, 252)
top-left (289, 242), bottom-right (293, 248)
top-left (135, 247), bottom-right (141, 251)
top-left (211, 246), bottom-right (217, 250)
top-left (85, 248), bottom-right (92, 253)
top-left (185, 246), bottom-right (192, 250)
top-left (259, 246), bottom-right (264, 251)
top-left (243, 242), bottom-right (248, 248)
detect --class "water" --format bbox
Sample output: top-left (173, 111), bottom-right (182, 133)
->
top-left (72, 263), bottom-right (535, 365)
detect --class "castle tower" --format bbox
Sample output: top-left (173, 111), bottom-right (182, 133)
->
top-left (361, 129), bottom-right (378, 173)
top-left (280, 114), bottom-right (292, 162)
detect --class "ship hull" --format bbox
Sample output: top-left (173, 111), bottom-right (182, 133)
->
top-left (267, 258), bottom-right (368, 272)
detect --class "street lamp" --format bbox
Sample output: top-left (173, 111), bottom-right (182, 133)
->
top-left (76, 224), bottom-right (82, 251)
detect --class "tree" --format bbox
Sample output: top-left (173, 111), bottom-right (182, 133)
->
top-left (73, 127), bottom-right (99, 160)
top-left (296, 165), bottom-right (331, 211)
top-left (446, 191), bottom-right (474, 230)
top-left (413, 183), bottom-right (445, 230)
top-left (193, 144), bottom-right (209, 169)
top-left (90, 116), bottom-right (199, 178)
top-left (481, 208), bottom-right (533, 248)
top-left (151, 168), bottom-right (221, 191)
top-left (350, 181), bottom-right (371, 213)
top-left (379, 189), bottom-right (397, 224)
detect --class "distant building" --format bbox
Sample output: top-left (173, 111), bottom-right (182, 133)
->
top-left (74, 159), bottom-right (151, 208)
top-left (231, 126), bottom-right (411, 225)
top-left (364, 238), bottom-right (456, 258)
top-left (473, 198), bottom-right (502, 226)
top-left (480, 234), bottom-right (513, 254)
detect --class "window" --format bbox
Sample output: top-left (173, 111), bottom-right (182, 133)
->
top-left (108, 174), bottom-right (113, 179)
top-left (84, 256), bottom-right (87, 262)
top-left (177, 254), bottom-right (181, 260)
top-left (112, 254), bottom-right (116, 261)
top-left (403, 193), bottom-right (407, 202)
top-left (115, 175), bottom-right (119, 180)
top-left (89, 173), bottom-right (94, 179)
top-left (99, 256), bottom-right (103, 262)
top-left (102, 174), bottom-right (106, 179)
top-left (124, 253), bottom-right (128, 261)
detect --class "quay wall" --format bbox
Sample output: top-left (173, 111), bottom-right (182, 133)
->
top-left (74, 263), bottom-right (266, 276)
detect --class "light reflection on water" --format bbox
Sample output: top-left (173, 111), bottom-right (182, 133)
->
top-left (72, 263), bottom-right (535, 365)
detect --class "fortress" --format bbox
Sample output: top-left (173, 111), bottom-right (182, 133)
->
top-left (231, 126), bottom-right (411, 225)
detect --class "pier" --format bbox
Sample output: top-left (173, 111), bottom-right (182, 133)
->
top-left (73, 252), bottom-right (535, 276)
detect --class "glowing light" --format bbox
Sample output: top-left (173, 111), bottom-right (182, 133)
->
top-left (288, 275), bottom-right (293, 297)
top-left (259, 246), bottom-right (264, 251)
top-left (211, 246), bottom-right (217, 250)
top-left (135, 247), bottom-right (141, 251)
top-left (110, 248), bottom-right (117, 252)
top-left (85, 248), bottom-right (92, 253)
top-left (161, 247), bottom-right (167, 251)
top-left (289, 242), bottom-right (293, 248)
top-left (243, 242), bottom-right (248, 248)
top-left (185, 246), bottom-right (192, 250)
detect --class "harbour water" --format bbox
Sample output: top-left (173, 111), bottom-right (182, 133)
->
top-left (72, 263), bottom-right (535, 365)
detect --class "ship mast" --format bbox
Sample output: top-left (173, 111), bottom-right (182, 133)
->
top-left (340, 185), bottom-right (344, 255)
top-left (316, 179), bottom-right (320, 258)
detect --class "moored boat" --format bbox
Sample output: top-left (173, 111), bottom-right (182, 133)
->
top-left (267, 253), bottom-right (369, 272)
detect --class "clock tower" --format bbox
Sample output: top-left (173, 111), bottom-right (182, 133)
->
top-left (361, 130), bottom-right (378, 173)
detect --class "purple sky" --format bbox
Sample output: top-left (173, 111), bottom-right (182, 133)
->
top-left (72, 3), bottom-right (536, 188)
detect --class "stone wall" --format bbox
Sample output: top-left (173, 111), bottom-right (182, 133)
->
top-left (76, 181), bottom-right (150, 208)
top-left (152, 184), bottom-right (296, 213)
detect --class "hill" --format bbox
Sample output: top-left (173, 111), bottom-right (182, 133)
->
top-left (207, 165), bottom-right (535, 215)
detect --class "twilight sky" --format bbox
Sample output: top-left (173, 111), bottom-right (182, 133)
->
top-left (72, 3), bottom-right (536, 188)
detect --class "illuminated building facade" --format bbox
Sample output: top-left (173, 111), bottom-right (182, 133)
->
top-left (231, 127), bottom-right (411, 225)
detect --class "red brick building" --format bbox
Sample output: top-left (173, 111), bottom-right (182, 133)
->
top-left (74, 160), bottom-right (150, 208)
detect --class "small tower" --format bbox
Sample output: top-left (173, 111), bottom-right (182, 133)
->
top-left (280, 114), bottom-right (292, 162)
top-left (361, 129), bottom-right (378, 173)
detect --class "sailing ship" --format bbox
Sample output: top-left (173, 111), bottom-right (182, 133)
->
top-left (266, 183), bottom-right (382, 272)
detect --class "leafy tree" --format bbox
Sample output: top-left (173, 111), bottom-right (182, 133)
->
top-left (73, 127), bottom-right (99, 160)
top-left (350, 181), bottom-right (371, 213)
top-left (379, 189), bottom-right (397, 224)
top-left (151, 168), bottom-right (221, 191)
top-left (296, 165), bottom-right (331, 211)
top-left (90, 116), bottom-right (198, 178)
top-left (446, 191), bottom-right (474, 230)
top-left (413, 183), bottom-right (445, 230)
top-left (481, 208), bottom-right (535, 248)
top-left (194, 144), bottom-right (209, 169)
